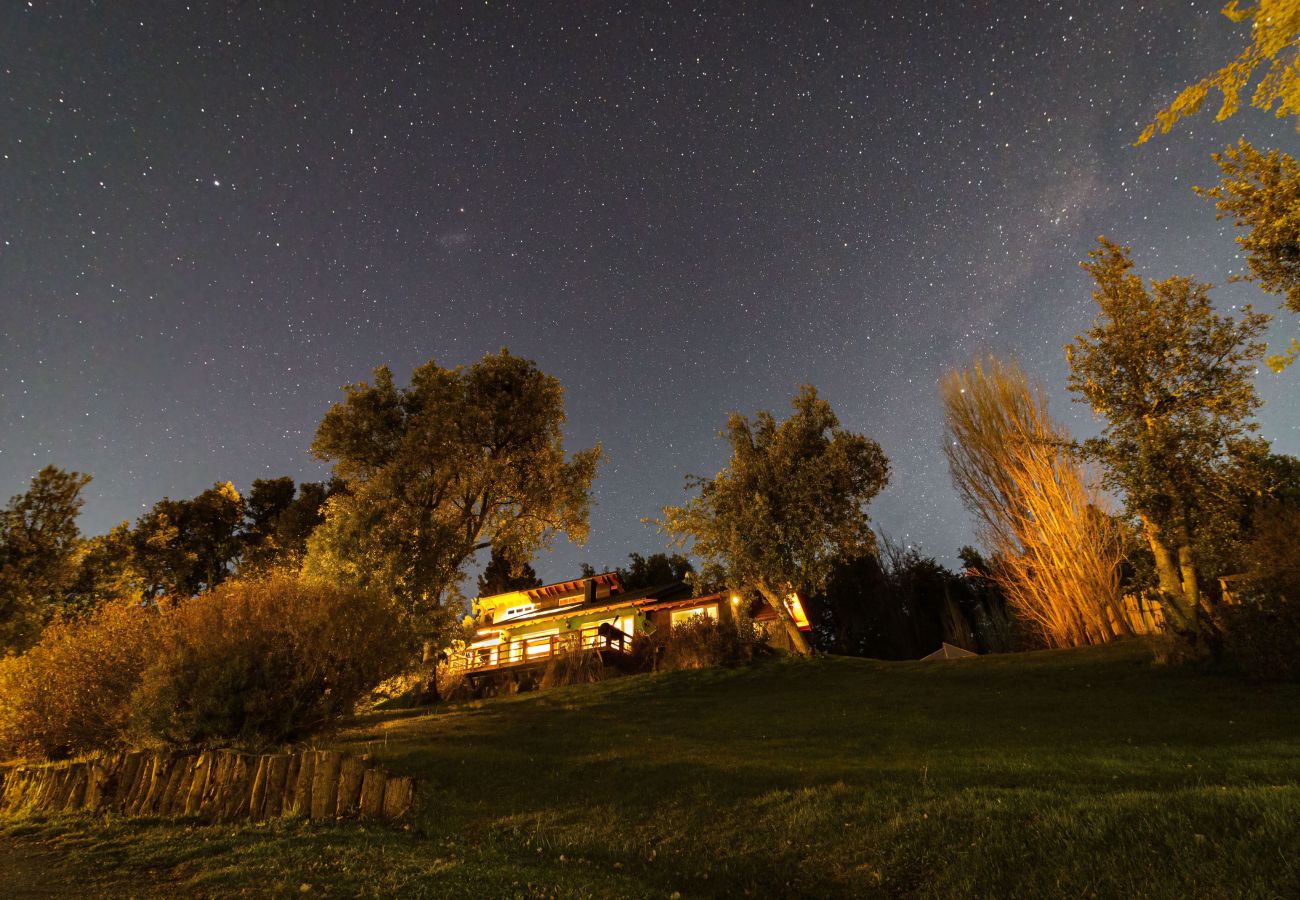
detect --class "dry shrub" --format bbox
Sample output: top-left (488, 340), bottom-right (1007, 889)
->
top-left (434, 661), bottom-right (469, 702)
top-left (635, 612), bottom-right (767, 673)
top-left (0, 600), bottom-right (159, 759)
top-left (539, 648), bottom-right (609, 689)
top-left (131, 574), bottom-right (414, 748)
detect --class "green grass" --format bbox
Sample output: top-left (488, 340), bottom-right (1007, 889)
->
top-left (4, 642), bottom-right (1300, 898)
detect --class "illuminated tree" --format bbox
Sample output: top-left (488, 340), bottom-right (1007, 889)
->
top-left (304, 349), bottom-right (601, 643)
top-left (942, 355), bottom-right (1129, 647)
top-left (1197, 139), bottom-right (1300, 369)
top-left (1067, 238), bottom-right (1271, 647)
top-left (659, 386), bottom-right (889, 655)
top-left (1139, 0), bottom-right (1300, 144)
top-left (0, 466), bottom-right (91, 652)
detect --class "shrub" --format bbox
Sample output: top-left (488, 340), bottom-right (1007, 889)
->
top-left (0, 600), bottom-right (159, 759)
top-left (539, 648), bottom-right (609, 689)
top-left (1218, 596), bottom-right (1300, 682)
top-left (634, 611), bottom-right (768, 673)
top-left (131, 574), bottom-right (414, 748)
top-left (1216, 502), bottom-right (1300, 682)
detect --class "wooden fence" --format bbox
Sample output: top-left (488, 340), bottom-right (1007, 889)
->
top-left (0, 748), bottom-right (413, 823)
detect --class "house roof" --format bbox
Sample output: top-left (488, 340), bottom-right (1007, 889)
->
top-left (480, 580), bottom-right (696, 632)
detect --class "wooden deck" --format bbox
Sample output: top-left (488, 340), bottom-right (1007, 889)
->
top-left (444, 623), bottom-right (632, 676)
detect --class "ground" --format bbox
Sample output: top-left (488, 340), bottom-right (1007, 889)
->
top-left (3, 642), bottom-right (1299, 898)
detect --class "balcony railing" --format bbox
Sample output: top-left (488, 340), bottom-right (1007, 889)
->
top-left (444, 623), bottom-right (632, 675)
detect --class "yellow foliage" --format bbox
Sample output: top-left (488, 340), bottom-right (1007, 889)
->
top-left (1140, 0), bottom-right (1300, 143)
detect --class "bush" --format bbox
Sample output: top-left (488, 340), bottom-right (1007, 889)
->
top-left (0, 575), bottom-right (414, 759)
top-left (1219, 596), bottom-right (1300, 682)
top-left (131, 575), bottom-right (414, 748)
top-left (0, 600), bottom-right (160, 759)
top-left (1217, 502), bottom-right (1300, 681)
top-left (539, 648), bottom-right (610, 689)
top-left (634, 611), bottom-right (768, 673)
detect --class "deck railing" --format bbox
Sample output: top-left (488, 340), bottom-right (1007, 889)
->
top-left (444, 624), bottom-right (632, 675)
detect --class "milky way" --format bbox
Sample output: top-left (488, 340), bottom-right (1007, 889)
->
top-left (3, 1), bottom-right (1297, 579)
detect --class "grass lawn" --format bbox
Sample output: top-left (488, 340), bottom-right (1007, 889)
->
top-left (3, 641), bottom-right (1299, 898)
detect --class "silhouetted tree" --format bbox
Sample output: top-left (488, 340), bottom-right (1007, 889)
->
top-left (0, 466), bottom-right (91, 651)
top-left (476, 546), bottom-right (542, 596)
top-left (617, 552), bottom-right (694, 591)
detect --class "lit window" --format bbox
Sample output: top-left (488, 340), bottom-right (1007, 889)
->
top-left (670, 605), bottom-right (718, 626)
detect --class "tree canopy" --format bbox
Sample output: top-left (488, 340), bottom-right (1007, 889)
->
top-left (0, 466), bottom-right (91, 652)
top-left (1197, 139), bottom-right (1300, 369)
top-left (1067, 238), bottom-right (1271, 644)
top-left (304, 349), bottom-right (601, 642)
top-left (129, 482), bottom-right (245, 599)
top-left (1139, 0), bottom-right (1300, 144)
top-left (476, 546), bottom-right (543, 597)
top-left (659, 385), bottom-right (889, 655)
top-left (617, 552), bottom-right (694, 591)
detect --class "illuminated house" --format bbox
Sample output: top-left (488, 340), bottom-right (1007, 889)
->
top-left (443, 571), bottom-right (811, 675)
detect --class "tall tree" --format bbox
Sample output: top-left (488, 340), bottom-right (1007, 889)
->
top-left (240, 477), bottom-right (334, 573)
top-left (1067, 238), bottom-right (1272, 647)
top-left (941, 354), bottom-right (1129, 647)
top-left (617, 552), bottom-right (694, 591)
top-left (659, 386), bottom-right (889, 655)
top-left (476, 546), bottom-right (543, 597)
top-left (130, 482), bottom-right (245, 598)
top-left (1139, 0), bottom-right (1300, 145)
top-left (1197, 140), bottom-right (1300, 369)
top-left (0, 466), bottom-right (91, 651)
top-left (304, 349), bottom-right (601, 643)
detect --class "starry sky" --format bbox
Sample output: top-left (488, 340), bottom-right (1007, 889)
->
top-left (3, 1), bottom-right (1298, 582)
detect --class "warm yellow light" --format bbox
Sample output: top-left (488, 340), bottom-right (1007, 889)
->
top-left (730, 594), bottom-right (741, 605)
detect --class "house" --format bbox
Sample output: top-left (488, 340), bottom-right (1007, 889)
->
top-left (443, 571), bottom-right (811, 676)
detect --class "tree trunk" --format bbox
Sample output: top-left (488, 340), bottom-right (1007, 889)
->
top-left (1141, 515), bottom-right (1197, 633)
top-left (755, 580), bottom-right (812, 655)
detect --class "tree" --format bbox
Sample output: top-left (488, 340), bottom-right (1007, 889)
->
top-left (658, 386), bottom-right (889, 655)
top-left (304, 349), bottom-right (601, 643)
top-left (63, 522), bottom-right (141, 615)
top-left (1067, 238), bottom-right (1272, 647)
top-left (476, 546), bottom-right (542, 597)
top-left (1139, 0), bottom-right (1300, 145)
top-left (0, 466), bottom-right (91, 651)
top-left (128, 482), bottom-right (245, 599)
top-left (240, 477), bottom-right (334, 573)
top-left (617, 552), bottom-right (694, 591)
top-left (941, 354), bottom-right (1130, 647)
top-left (1197, 140), bottom-right (1300, 369)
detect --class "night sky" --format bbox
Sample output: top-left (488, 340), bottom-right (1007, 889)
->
top-left (3, 1), bottom-right (1298, 582)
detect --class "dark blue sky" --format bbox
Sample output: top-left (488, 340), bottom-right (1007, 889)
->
top-left (3, 1), bottom-right (1297, 581)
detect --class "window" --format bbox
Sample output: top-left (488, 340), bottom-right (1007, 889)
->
top-left (670, 605), bottom-right (718, 626)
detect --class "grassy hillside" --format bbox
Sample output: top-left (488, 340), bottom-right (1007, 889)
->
top-left (4, 642), bottom-right (1300, 898)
